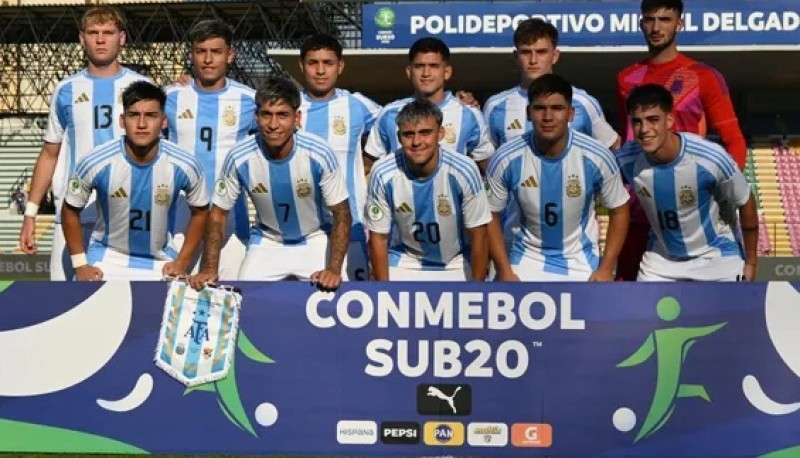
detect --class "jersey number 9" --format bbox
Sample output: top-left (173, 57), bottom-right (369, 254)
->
top-left (200, 126), bottom-right (214, 152)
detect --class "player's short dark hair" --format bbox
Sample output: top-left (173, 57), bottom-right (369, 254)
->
top-left (188, 19), bottom-right (233, 47)
top-left (409, 37), bottom-right (450, 62)
top-left (256, 76), bottom-right (301, 111)
top-left (300, 33), bottom-right (343, 60)
top-left (641, 0), bottom-right (683, 15)
top-left (122, 81), bottom-right (166, 111)
top-left (513, 18), bottom-right (558, 48)
top-left (626, 84), bottom-right (674, 114)
top-left (396, 98), bottom-right (443, 129)
top-left (528, 74), bottom-right (573, 104)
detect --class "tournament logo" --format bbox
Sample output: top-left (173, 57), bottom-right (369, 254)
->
top-left (417, 384), bottom-right (471, 416)
top-left (215, 179), bottom-right (227, 196)
top-left (68, 178), bottom-right (81, 195)
top-left (332, 116), bottom-right (347, 136)
top-left (423, 422), bottom-right (464, 446)
top-left (222, 106), bottom-right (237, 127)
top-left (380, 421), bottom-right (420, 444)
top-left (679, 185), bottom-right (696, 207)
top-left (566, 174), bottom-right (582, 198)
top-left (374, 6), bottom-right (396, 29)
top-left (368, 204), bottom-right (384, 221)
top-left (436, 194), bottom-right (452, 217)
top-left (155, 184), bottom-right (170, 206)
top-left (296, 179), bottom-right (312, 199)
top-left (443, 124), bottom-right (457, 144)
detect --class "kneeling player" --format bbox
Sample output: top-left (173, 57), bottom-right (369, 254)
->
top-left (62, 82), bottom-right (209, 280)
top-left (616, 84), bottom-right (758, 281)
top-left (366, 99), bottom-right (490, 281)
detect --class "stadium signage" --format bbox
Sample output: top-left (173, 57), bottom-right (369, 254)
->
top-left (364, 1), bottom-right (800, 48)
top-left (306, 290), bottom-right (585, 379)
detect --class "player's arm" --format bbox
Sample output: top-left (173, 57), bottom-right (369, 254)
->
top-left (311, 199), bottom-right (351, 291)
top-left (591, 202), bottom-right (630, 282)
top-left (467, 224), bottom-right (488, 281)
top-left (166, 205), bottom-right (209, 277)
top-left (487, 212), bottom-right (518, 281)
top-left (19, 142), bottom-right (61, 254)
top-left (365, 166), bottom-right (392, 281)
top-left (699, 67), bottom-right (747, 169)
top-left (60, 201), bottom-right (101, 281)
top-left (466, 108), bottom-right (495, 175)
top-left (189, 205), bottom-right (227, 289)
top-left (368, 232), bottom-right (390, 281)
top-left (355, 93), bottom-right (383, 177)
top-left (460, 163), bottom-right (492, 281)
top-left (738, 193), bottom-right (758, 281)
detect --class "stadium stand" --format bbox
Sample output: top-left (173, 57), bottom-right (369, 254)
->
top-left (751, 145), bottom-right (796, 256)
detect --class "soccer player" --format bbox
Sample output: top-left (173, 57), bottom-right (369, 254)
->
top-left (19, 6), bottom-right (151, 280)
top-left (62, 82), bottom-right (209, 281)
top-left (616, 84), bottom-right (757, 281)
top-left (366, 99), bottom-right (490, 281)
top-left (164, 19), bottom-right (256, 280)
top-left (297, 33), bottom-right (381, 281)
top-left (484, 18), bottom-right (619, 149)
top-left (364, 37), bottom-right (494, 172)
top-left (487, 74), bottom-right (630, 281)
top-left (616, 0), bottom-right (747, 281)
top-left (189, 77), bottom-right (351, 291)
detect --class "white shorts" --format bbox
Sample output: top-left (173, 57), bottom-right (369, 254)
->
top-left (239, 235), bottom-right (328, 281)
top-left (389, 264), bottom-right (472, 281)
top-left (638, 251), bottom-right (744, 282)
top-left (87, 246), bottom-right (170, 281)
top-left (50, 222), bottom-right (93, 281)
top-left (172, 232), bottom-right (246, 280)
top-left (510, 256), bottom-right (592, 282)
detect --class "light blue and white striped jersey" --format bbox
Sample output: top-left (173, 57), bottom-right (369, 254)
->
top-left (364, 92), bottom-right (494, 162)
top-left (214, 131), bottom-right (349, 244)
top-left (164, 78), bottom-right (256, 240)
top-left (366, 148), bottom-right (491, 269)
top-left (65, 138), bottom-right (208, 267)
top-left (487, 130), bottom-right (629, 275)
top-left (44, 67), bottom-right (151, 220)
top-left (298, 89), bottom-right (381, 242)
top-left (616, 132), bottom-right (750, 260)
top-left (483, 85), bottom-right (618, 148)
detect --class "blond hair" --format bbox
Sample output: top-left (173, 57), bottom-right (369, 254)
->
top-left (81, 6), bottom-right (125, 32)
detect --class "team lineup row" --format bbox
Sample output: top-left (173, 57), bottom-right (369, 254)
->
top-left (19, 0), bottom-right (756, 287)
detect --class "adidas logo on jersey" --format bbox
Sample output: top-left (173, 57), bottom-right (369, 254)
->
top-left (506, 119), bottom-right (523, 131)
top-left (111, 187), bottom-right (128, 198)
top-left (637, 187), bottom-right (652, 198)
top-left (178, 109), bottom-right (195, 120)
top-left (395, 202), bottom-right (412, 213)
top-left (521, 175), bottom-right (538, 188)
top-left (251, 182), bottom-right (269, 194)
top-left (74, 92), bottom-right (89, 104)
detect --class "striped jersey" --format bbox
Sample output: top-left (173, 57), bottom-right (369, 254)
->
top-left (298, 89), bottom-right (381, 241)
top-left (366, 148), bottom-right (491, 269)
top-left (44, 67), bottom-right (151, 220)
top-left (164, 78), bottom-right (256, 240)
top-left (483, 85), bottom-right (618, 147)
top-left (616, 132), bottom-right (750, 260)
top-left (214, 131), bottom-right (348, 244)
top-left (65, 138), bottom-right (208, 266)
top-left (487, 130), bottom-right (629, 275)
top-left (364, 92), bottom-right (494, 162)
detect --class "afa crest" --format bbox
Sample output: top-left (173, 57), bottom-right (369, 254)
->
top-left (566, 174), bottom-right (582, 198)
top-left (296, 179), bottom-right (312, 198)
top-left (679, 185), bottom-right (696, 207)
top-left (155, 184), bottom-right (170, 206)
top-left (437, 194), bottom-right (453, 217)
top-left (222, 106), bottom-right (237, 127)
top-left (332, 116), bottom-right (347, 136)
top-left (443, 124), bottom-right (457, 144)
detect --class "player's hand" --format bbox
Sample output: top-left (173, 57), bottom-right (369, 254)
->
top-left (456, 90), bottom-right (480, 109)
top-left (495, 268), bottom-right (521, 282)
top-left (162, 260), bottom-right (189, 279)
top-left (188, 269), bottom-right (218, 291)
top-left (589, 268), bottom-right (614, 282)
top-left (741, 263), bottom-right (757, 282)
top-left (175, 72), bottom-right (192, 86)
top-left (19, 217), bottom-right (37, 255)
top-left (310, 269), bottom-right (341, 292)
top-left (75, 265), bottom-right (103, 282)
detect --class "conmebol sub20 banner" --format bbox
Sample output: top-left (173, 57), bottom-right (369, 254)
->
top-left (1, 281), bottom-right (800, 456)
top-left (363, 1), bottom-right (800, 48)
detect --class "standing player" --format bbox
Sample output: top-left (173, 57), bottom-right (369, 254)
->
top-left (484, 18), bottom-right (619, 149)
top-left (164, 19), bottom-right (256, 280)
top-left (616, 0), bottom-right (747, 280)
top-left (364, 37), bottom-right (494, 172)
top-left (297, 33), bottom-right (381, 281)
top-left (617, 84), bottom-right (757, 281)
top-left (189, 77), bottom-right (351, 291)
top-left (366, 99), bottom-right (490, 281)
top-left (487, 75), bottom-right (630, 281)
top-left (62, 82), bottom-right (208, 281)
top-left (19, 6), bottom-right (151, 280)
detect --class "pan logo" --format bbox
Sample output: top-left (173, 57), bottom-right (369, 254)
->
top-left (423, 422), bottom-right (464, 446)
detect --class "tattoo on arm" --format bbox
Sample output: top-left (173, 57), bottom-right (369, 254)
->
top-left (200, 219), bottom-right (224, 272)
top-left (327, 200), bottom-right (352, 273)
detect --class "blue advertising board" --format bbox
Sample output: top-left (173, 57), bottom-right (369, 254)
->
top-left (1, 281), bottom-right (800, 456)
top-left (363, 1), bottom-right (800, 48)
